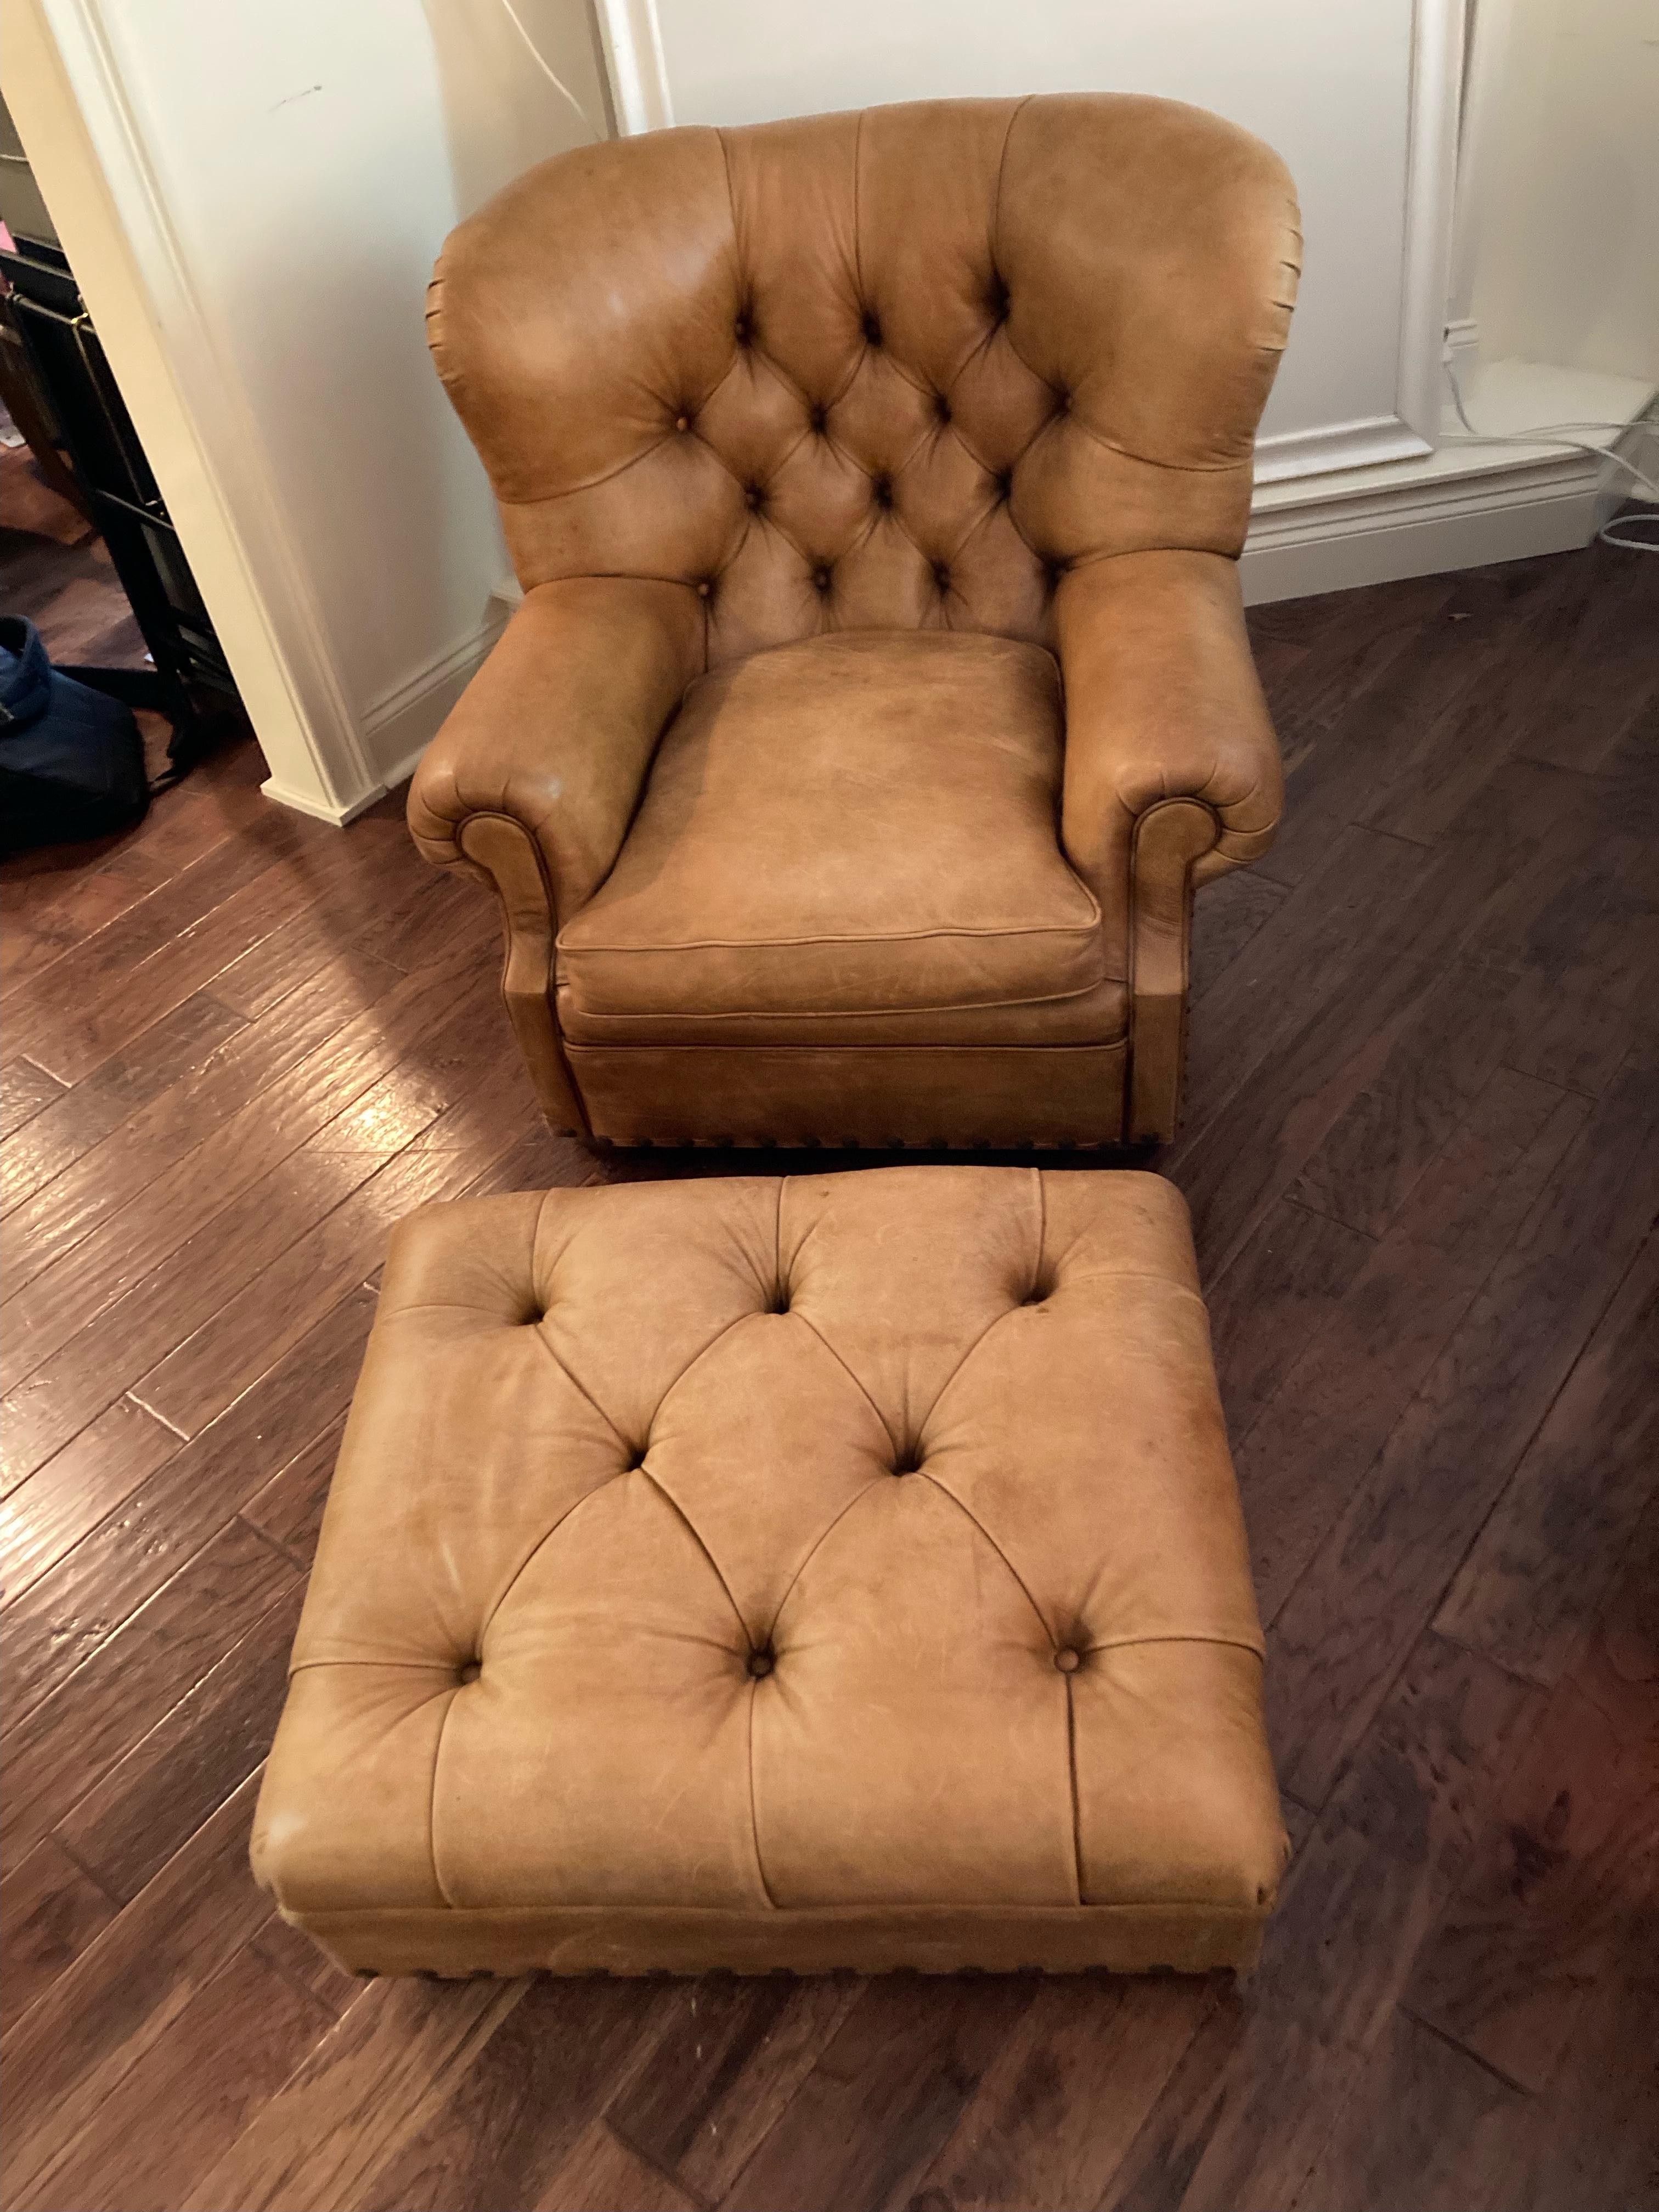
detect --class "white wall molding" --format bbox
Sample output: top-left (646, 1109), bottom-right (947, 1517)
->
top-left (1394, 0), bottom-right (1467, 440)
top-left (24, 0), bottom-right (382, 824)
top-left (1253, 415), bottom-right (1431, 482)
top-left (1243, 358), bottom-right (1656, 602)
top-left (592, 0), bottom-right (674, 133)
top-left (359, 611), bottom-right (508, 793)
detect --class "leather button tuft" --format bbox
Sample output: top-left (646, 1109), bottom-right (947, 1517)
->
top-left (809, 403), bottom-right (828, 434)
top-left (891, 1445), bottom-right (923, 1477)
top-left (747, 1649), bottom-right (775, 1678)
top-left (734, 315), bottom-right (752, 345)
top-left (812, 566), bottom-right (832, 593)
top-left (458, 1659), bottom-right (481, 1684)
top-left (1054, 1648), bottom-right (1082, 1674)
top-left (744, 484), bottom-right (765, 510)
top-left (993, 471), bottom-right (1012, 500)
top-left (934, 393), bottom-right (952, 424)
top-left (861, 310), bottom-right (882, 346)
top-left (933, 564), bottom-right (951, 592)
top-left (674, 414), bottom-right (690, 432)
top-left (871, 475), bottom-right (893, 510)
top-left (696, 580), bottom-right (712, 599)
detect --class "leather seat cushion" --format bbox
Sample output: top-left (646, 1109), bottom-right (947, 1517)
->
top-left (554, 631), bottom-right (1119, 1046)
top-left (253, 1167), bottom-right (1287, 1977)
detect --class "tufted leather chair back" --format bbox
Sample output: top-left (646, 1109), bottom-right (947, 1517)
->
top-left (428, 94), bottom-right (1300, 671)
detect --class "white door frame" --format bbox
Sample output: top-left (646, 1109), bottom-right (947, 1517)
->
top-left (5, 0), bottom-right (383, 823)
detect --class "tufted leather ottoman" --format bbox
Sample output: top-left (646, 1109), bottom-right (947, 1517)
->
top-left (253, 1166), bottom-right (1286, 1977)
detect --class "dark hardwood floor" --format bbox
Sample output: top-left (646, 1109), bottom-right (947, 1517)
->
top-left (1, 512), bottom-right (1656, 2211)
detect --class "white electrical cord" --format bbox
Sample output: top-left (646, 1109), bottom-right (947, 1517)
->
top-left (1442, 359), bottom-right (1659, 552)
top-left (495, 0), bottom-right (601, 139)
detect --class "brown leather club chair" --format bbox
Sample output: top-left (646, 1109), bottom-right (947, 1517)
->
top-left (409, 94), bottom-right (1300, 1150)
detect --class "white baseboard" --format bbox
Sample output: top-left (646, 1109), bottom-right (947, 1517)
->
top-left (261, 612), bottom-right (505, 825)
top-left (1241, 478), bottom-right (1604, 604)
top-left (360, 614), bottom-right (506, 788)
top-left (1242, 357), bottom-right (1656, 605)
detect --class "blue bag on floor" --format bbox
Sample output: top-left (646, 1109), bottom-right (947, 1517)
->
top-left (0, 614), bottom-right (150, 855)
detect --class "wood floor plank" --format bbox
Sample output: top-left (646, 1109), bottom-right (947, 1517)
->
top-left (247, 1912), bottom-right (363, 2022)
top-left (1260, 560), bottom-right (1549, 889)
top-left (2, 850), bottom-right (173, 1001)
top-left (1173, 752), bottom-right (1617, 1277)
top-left (1201, 1196), bottom-right (1373, 1446)
top-left (1513, 540), bottom-right (1659, 777)
top-left (534, 2121), bottom-right (701, 2212)
top-left (1252, 569), bottom-right (1457, 805)
top-left (0, 1516), bottom-right (297, 1881)
top-left (2, 821), bottom-right (316, 1084)
top-left (1483, 1937), bottom-right (1659, 2212)
top-left (1096, 1633), bottom-right (1539, 2212)
top-left (1501, 821), bottom-right (1659, 1097)
top-left (1187, 869), bottom-right (1289, 1007)
top-left (0, 954), bottom-right (454, 1389)
top-left (16, 1937), bottom-right (336, 2212)
top-left (349, 1977), bottom-right (685, 2212)
top-left (1287, 2011), bottom-right (1525, 2212)
top-left (0, 1289), bottom-right (375, 1724)
top-left (0, 1771), bottom-right (276, 2205)
top-left (606, 1976), bottom-right (861, 2206)
top-left (1403, 1513), bottom-right (1659, 2094)
top-left (240, 1414), bottom-right (347, 1571)
top-left (1175, 821), bottom-right (1439, 1165)
top-left (212, 842), bottom-right (480, 1019)
top-left (0, 1394), bottom-right (180, 1599)
top-left (901, 1975), bottom-right (1214, 2212)
top-left (1435, 1231), bottom-right (1659, 1686)
top-left (2, 1070), bottom-right (449, 1472)
top-left (0, 962), bottom-right (504, 1466)
top-left (133, 1093), bottom-right (532, 1438)
top-left (1093, 1988), bottom-right (1361, 2212)
top-left (1268, 1044), bottom-right (1659, 1808)
top-left (0, 1835), bottom-right (120, 2039)
top-left (1234, 1067), bottom-right (1584, 1623)
top-left (719, 1977), bottom-right (1036, 2212)
top-left (10, 802), bottom-right (411, 1084)
top-left (177, 1977), bottom-right (524, 2212)
top-left (58, 1576), bottom-right (307, 1904)
top-left (1365, 565), bottom-right (1590, 849)
top-left (0, 1056), bottom-right (67, 1142)
top-left (0, 935), bottom-right (420, 1302)
top-left (0, 993), bottom-right (248, 1218)
top-left (1288, 955), bottom-right (1526, 1240)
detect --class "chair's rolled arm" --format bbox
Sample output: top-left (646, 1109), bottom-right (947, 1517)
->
top-left (1057, 549), bottom-right (1282, 944)
top-left (409, 575), bottom-right (702, 918)
top-left (408, 575), bottom-right (702, 1133)
top-left (1056, 550), bottom-right (1283, 1143)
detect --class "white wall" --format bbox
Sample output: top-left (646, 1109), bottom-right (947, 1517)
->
top-left (1465, 0), bottom-right (1659, 380)
top-left (631, 0), bottom-right (1453, 473)
top-left (9, 0), bottom-right (610, 819)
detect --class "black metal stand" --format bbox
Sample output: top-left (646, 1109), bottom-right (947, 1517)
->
top-left (1, 234), bottom-right (249, 786)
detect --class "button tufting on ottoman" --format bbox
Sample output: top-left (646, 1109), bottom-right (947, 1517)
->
top-left (252, 1166), bottom-right (1287, 1977)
